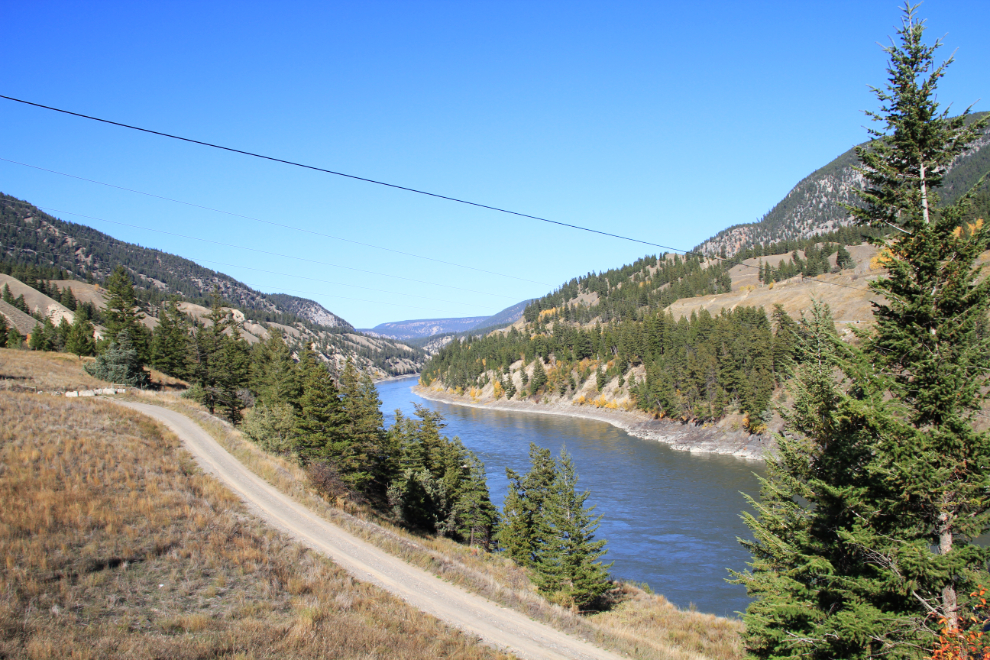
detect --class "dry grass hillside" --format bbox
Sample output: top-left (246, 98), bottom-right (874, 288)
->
top-left (667, 244), bottom-right (881, 338)
top-left (0, 274), bottom-right (74, 327)
top-left (666, 243), bottom-right (990, 339)
top-left (0, 382), bottom-right (508, 658)
top-left (0, 300), bottom-right (38, 337)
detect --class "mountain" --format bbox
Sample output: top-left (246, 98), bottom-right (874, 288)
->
top-left (264, 293), bottom-right (352, 329)
top-left (0, 192), bottom-right (425, 377)
top-left (362, 299), bottom-right (533, 341)
top-left (695, 112), bottom-right (990, 257)
top-left (362, 316), bottom-right (491, 340)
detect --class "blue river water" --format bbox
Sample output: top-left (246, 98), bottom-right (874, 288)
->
top-left (377, 377), bottom-right (766, 618)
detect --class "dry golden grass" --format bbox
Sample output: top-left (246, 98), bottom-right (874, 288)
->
top-left (0, 348), bottom-right (189, 394)
top-left (0, 391), bottom-right (508, 660)
top-left (0, 348), bottom-right (105, 393)
top-left (139, 391), bottom-right (744, 660)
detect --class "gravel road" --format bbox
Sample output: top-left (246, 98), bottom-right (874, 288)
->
top-left (118, 401), bottom-right (630, 660)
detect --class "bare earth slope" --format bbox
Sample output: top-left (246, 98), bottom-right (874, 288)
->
top-left (118, 401), bottom-right (638, 660)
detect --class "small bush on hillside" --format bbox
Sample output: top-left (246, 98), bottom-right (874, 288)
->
top-left (241, 402), bottom-right (296, 453)
top-left (83, 331), bottom-right (148, 387)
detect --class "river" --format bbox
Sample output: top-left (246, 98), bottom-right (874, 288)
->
top-left (377, 376), bottom-right (765, 618)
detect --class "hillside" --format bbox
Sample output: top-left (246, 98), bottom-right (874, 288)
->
top-left (0, 194), bottom-right (425, 377)
top-left (695, 112), bottom-right (990, 257)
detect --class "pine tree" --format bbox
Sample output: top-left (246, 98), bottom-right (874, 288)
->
top-left (498, 444), bottom-right (558, 567)
top-left (540, 451), bottom-right (611, 610)
top-left (500, 445), bottom-right (611, 609)
top-left (529, 359), bottom-right (547, 395)
top-left (65, 312), bottom-right (96, 357)
top-left (295, 349), bottom-right (350, 466)
top-left (28, 322), bottom-right (45, 351)
top-left (102, 266), bottom-right (149, 363)
top-left (737, 7), bottom-right (990, 657)
top-left (249, 329), bottom-right (301, 409)
top-left (0, 314), bottom-right (8, 348)
top-left (451, 453), bottom-right (498, 548)
top-left (59, 286), bottom-right (77, 311)
top-left (835, 243), bottom-right (854, 269)
top-left (848, 3), bottom-right (990, 633)
top-left (84, 330), bottom-right (149, 387)
top-left (149, 298), bottom-right (191, 379)
top-left (190, 292), bottom-right (249, 421)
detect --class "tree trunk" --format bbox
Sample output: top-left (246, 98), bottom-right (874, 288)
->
top-left (920, 162), bottom-right (931, 225)
top-left (939, 511), bottom-right (957, 627)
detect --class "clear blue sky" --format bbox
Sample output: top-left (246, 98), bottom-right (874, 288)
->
top-left (1, 1), bottom-right (986, 328)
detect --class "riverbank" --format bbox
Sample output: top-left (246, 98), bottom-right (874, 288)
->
top-left (413, 385), bottom-right (770, 460)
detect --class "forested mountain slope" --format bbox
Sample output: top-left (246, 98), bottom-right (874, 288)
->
top-left (0, 193), bottom-right (424, 377)
top-left (695, 112), bottom-right (990, 257)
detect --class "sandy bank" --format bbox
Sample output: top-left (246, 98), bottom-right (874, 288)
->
top-left (413, 386), bottom-right (771, 461)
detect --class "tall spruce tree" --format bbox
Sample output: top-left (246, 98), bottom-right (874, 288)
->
top-left (295, 349), bottom-right (351, 467)
top-left (736, 6), bottom-right (990, 657)
top-left (849, 2), bottom-right (990, 633)
top-left (102, 266), bottom-right (149, 363)
top-left (532, 451), bottom-right (611, 610)
top-left (190, 292), bottom-right (250, 422)
top-left (149, 298), bottom-right (191, 379)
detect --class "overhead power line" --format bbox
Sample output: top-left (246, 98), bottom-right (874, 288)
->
top-left (0, 217), bottom-right (461, 315)
top-left (0, 93), bottom-right (700, 253)
top-left (0, 156), bottom-right (551, 287)
top-left (33, 205), bottom-right (516, 301)
top-left (0, 94), bottom-right (876, 296)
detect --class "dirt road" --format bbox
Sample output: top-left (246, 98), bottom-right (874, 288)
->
top-left (118, 401), bottom-right (632, 660)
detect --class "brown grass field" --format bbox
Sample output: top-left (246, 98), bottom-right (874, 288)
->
top-left (0, 390), bottom-right (508, 659)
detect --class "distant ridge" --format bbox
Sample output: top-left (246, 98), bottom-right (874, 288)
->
top-left (361, 299), bottom-right (532, 341)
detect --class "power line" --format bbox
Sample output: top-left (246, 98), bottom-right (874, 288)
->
top-left (0, 216), bottom-right (470, 315)
top-left (0, 155), bottom-right (552, 287)
top-left (0, 94), bottom-right (876, 296)
top-left (0, 93), bottom-right (707, 254)
top-left (33, 205), bottom-right (516, 301)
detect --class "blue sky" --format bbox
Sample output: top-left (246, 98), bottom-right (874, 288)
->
top-left (1, 1), bottom-right (986, 328)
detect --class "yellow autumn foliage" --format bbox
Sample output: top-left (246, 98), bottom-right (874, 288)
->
top-left (870, 247), bottom-right (895, 271)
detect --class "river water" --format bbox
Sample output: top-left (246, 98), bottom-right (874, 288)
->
top-left (377, 377), bottom-right (765, 618)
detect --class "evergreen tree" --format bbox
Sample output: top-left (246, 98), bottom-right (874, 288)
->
top-left (835, 243), bottom-right (855, 270)
top-left (529, 359), bottom-right (547, 395)
top-left (150, 298), bottom-right (191, 379)
top-left (498, 444), bottom-right (558, 568)
top-left (102, 266), bottom-right (149, 363)
top-left (28, 322), bottom-right (45, 351)
top-left (65, 312), bottom-right (96, 357)
top-left (0, 314), bottom-right (8, 348)
top-left (59, 286), bottom-right (77, 311)
top-left (500, 445), bottom-right (611, 609)
top-left (737, 7), bottom-right (990, 657)
top-left (534, 451), bottom-right (611, 610)
top-left (295, 349), bottom-right (350, 466)
top-left (190, 293), bottom-right (250, 421)
top-left (451, 452), bottom-right (499, 548)
top-left (7, 327), bottom-right (22, 348)
top-left (249, 329), bottom-right (301, 409)
top-left (83, 330), bottom-right (149, 387)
